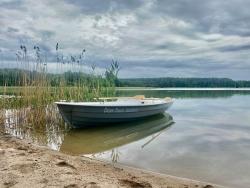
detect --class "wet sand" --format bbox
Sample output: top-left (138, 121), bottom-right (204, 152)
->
top-left (0, 133), bottom-right (225, 188)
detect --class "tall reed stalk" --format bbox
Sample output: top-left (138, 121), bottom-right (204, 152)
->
top-left (0, 43), bottom-right (120, 129)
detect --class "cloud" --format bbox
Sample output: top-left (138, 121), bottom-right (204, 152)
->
top-left (7, 27), bottom-right (19, 33)
top-left (218, 44), bottom-right (250, 52)
top-left (64, 0), bottom-right (144, 14)
top-left (0, 0), bottom-right (26, 10)
top-left (154, 0), bottom-right (250, 37)
top-left (0, 0), bottom-right (250, 79)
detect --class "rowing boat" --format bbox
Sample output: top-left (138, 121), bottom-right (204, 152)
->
top-left (55, 95), bottom-right (173, 128)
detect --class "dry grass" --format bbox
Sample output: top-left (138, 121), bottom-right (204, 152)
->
top-left (0, 110), bottom-right (4, 133)
top-left (0, 43), bottom-right (118, 129)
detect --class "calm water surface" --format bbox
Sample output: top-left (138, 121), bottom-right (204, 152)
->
top-left (3, 89), bottom-right (250, 188)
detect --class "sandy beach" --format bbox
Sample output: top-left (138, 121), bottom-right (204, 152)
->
top-left (0, 132), bottom-right (225, 188)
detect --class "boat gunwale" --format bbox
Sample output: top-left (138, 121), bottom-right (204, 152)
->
top-left (54, 99), bottom-right (173, 107)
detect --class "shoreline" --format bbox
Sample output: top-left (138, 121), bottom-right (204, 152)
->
top-left (92, 157), bottom-right (227, 188)
top-left (116, 87), bottom-right (250, 91)
top-left (0, 133), bottom-right (226, 188)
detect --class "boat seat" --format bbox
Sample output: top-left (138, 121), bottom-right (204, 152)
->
top-left (164, 97), bottom-right (172, 102)
top-left (133, 95), bottom-right (145, 100)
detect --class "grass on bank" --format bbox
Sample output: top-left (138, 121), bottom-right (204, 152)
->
top-left (1, 44), bottom-right (119, 106)
top-left (0, 44), bottom-right (119, 130)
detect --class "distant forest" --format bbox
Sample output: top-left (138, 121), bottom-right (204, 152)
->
top-left (1, 69), bottom-right (250, 88)
top-left (118, 78), bottom-right (250, 88)
top-left (0, 69), bottom-right (111, 87)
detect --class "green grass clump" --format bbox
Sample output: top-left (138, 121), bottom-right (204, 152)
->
top-left (0, 43), bottom-right (120, 129)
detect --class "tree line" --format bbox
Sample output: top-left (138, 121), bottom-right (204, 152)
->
top-left (118, 77), bottom-right (250, 88)
top-left (1, 69), bottom-right (250, 88)
top-left (0, 68), bottom-right (113, 87)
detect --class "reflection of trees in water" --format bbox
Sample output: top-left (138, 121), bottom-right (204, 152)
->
top-left (116, 90), bottom-right (250, 99)
top-left (1, 105), bottom-right (69, 150)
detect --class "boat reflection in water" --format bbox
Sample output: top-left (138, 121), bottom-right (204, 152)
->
top-left (60, 113), bottom-right (174, 155)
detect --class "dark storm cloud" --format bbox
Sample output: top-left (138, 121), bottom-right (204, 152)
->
top-left (154, 0), bottom-right (250, 36)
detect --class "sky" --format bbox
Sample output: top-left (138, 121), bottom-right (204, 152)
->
top-left (0, 0), bottom-right (250, 79)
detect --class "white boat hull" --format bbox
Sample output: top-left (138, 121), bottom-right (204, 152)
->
top-left (55, 98), bottom-right (173, 128)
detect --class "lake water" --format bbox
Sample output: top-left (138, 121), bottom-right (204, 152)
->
top-left (2, 89), bottom-right (250, 188)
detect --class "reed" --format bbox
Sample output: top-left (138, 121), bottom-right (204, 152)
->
top-left (2, 106), bottom-right (68, 147)
top-left (0, 110), bottom-right (4, 128)
top-left (0, 43), bottom-right (120, 130)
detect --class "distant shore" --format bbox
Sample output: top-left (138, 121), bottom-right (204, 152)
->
top-left (116, 87), bottom-right (250, 91)
top-left (0, 133), bottom-right (225, 188)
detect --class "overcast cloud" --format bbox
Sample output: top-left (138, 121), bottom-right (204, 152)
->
top-left (0, 0), bottom-right (250, 79)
